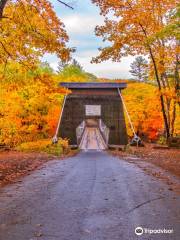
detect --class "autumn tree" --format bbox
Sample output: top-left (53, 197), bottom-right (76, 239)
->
top-left (0, 59), bottom-right (99, 146)
top-left (0, 0), bottom-right (72, 68)
top-left (123, 82), bottom-right (164, 141)
top-left (0, 0), bottom-right (75, 147)
top-left (0, 0), bottom-right (73, 19)
top-left (157, 4), bottom-right (180, 137)
top-left (0, 61), bottom-right (67, 146)
top-left (92, 0), bottom-right (179, 140)
top-left (130, 56), bottom-right (148, 82)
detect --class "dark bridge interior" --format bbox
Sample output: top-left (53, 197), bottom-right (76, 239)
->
top-left (58, 82), bottom-right (128, 149)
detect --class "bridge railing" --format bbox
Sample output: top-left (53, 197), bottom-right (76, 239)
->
top-left (76, 121), bottom-right (85, 145)
top-left (99, 119), bottom-right (109, 145)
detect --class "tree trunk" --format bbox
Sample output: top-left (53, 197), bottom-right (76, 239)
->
top-left (171, 101), bottom-right (176, 137)
top-left (174, 54), bottom-right (180, 99)
top-left (0, 0), bottom-right (8, 19)
top-left (138, 23), bottom-right (170, 140)
top-left (171, 54), bottom-right (180, 136)
top-left (148, 47), bottom-right (170, 139)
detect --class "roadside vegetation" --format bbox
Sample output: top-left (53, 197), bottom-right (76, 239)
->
top-left (16, 138), bottom-right (69, 156)
top-left (123, 82), bottom-right (180, 142)
top-left (0, 0), bottom-right (179, 185)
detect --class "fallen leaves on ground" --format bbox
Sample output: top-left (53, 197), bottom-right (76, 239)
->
top-left (110, 144), bottom-right (180, 193)
top-left (0, 149), bottom-right (78, 187)
top-left (0, 151), bottom-right (57, 187)
top-left (112, 144), bottom-right (180, 177)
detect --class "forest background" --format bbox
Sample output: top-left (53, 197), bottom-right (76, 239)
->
top-left (0, 0), bottom-right (179, 151)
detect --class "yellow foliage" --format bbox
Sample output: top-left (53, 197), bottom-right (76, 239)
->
top-left (0, 0), bottom-right (71, 66)
top-left (16, 138), bottom-right (69, 156)
top-left (0, 63), bottom-right (66, 147)
top-left (123, 82), bottom-right (163, 140)
top-left (123, 82), bottom-right (180, 139)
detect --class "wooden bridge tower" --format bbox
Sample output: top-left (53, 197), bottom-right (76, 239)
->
top-left (57, 82), bottom-right (128, 147)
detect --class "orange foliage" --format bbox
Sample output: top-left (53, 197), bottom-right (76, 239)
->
top-left (45, 106), bottom-right (62, 136)
top-left (0, 63), bottom-right (66, 147)
top-left (0, 0), bottom-right (71, 66)
top-left (123, 83), bottom-right (164, 141)
top-left (92, 0), bottom-right (179, 138)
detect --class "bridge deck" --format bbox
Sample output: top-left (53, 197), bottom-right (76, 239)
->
top-left (79, 127), bottom-right (107, 151)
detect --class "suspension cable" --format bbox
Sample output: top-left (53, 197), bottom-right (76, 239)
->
top-left (117, 88), bottom-right (137, 137)
top-left (52, 88), bottom-right (68, 143)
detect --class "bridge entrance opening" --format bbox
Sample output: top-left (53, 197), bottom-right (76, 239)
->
top-left (79, 127), bottom-right (106, 151)
top-left (76, 118), bottom-right (109, 151)
top-left (58, 82), bottom-right (128, 150)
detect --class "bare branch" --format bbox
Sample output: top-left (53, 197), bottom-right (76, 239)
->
top-left (57, 0), bottom-right (74, 10)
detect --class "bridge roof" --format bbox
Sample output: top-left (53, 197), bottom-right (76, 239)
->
top-left (60, 82), bottom-right (127, 89)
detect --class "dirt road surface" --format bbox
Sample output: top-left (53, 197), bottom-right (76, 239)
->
top-left (0, 151), bottom-right (179, 240)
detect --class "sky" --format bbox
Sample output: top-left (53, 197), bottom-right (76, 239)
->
top-left (45, 0), bottom-right (135, 79)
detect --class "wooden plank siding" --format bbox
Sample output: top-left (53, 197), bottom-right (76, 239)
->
top-left (58, 84), bottom-right (128, 145)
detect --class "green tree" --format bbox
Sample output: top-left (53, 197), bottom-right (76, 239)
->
top-left (58, 60), bottom-right (97, 82)
top-left (57, 60), bottom-right (69, 73)
top-left (40, 62), bottom-right (54, 74)
top-left (71, 59), bottom-right (83, 71)
top-left (57, 58), bottom-right (83, 73)
top-left (130, 56), bottom-right (148, 82)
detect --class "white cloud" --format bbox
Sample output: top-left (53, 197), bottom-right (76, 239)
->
top-left (44, 3), bottom-right (136, 79)
top-left (49, 53), bottom-right (134, 79)
top-left (50, 62), bottom-right (59, 71)
top-left (76, 56), bottom-right (134, 79)
top-left (70, 49), bottom-right (134, 78)
top-left (62, 14), bottom-right (104, 36)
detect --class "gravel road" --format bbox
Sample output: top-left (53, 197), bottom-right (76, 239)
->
top-left (0, 151), bottom-right (179, 240)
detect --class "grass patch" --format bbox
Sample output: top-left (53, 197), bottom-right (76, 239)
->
top-left (16, 138), bottom-right (69, 156)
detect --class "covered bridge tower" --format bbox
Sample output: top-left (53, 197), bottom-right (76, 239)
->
top-left (58, 82), bottom-right (128, 149)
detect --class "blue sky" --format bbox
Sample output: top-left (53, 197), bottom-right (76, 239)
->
top-left (45, 0), bottom-right (135, 79)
